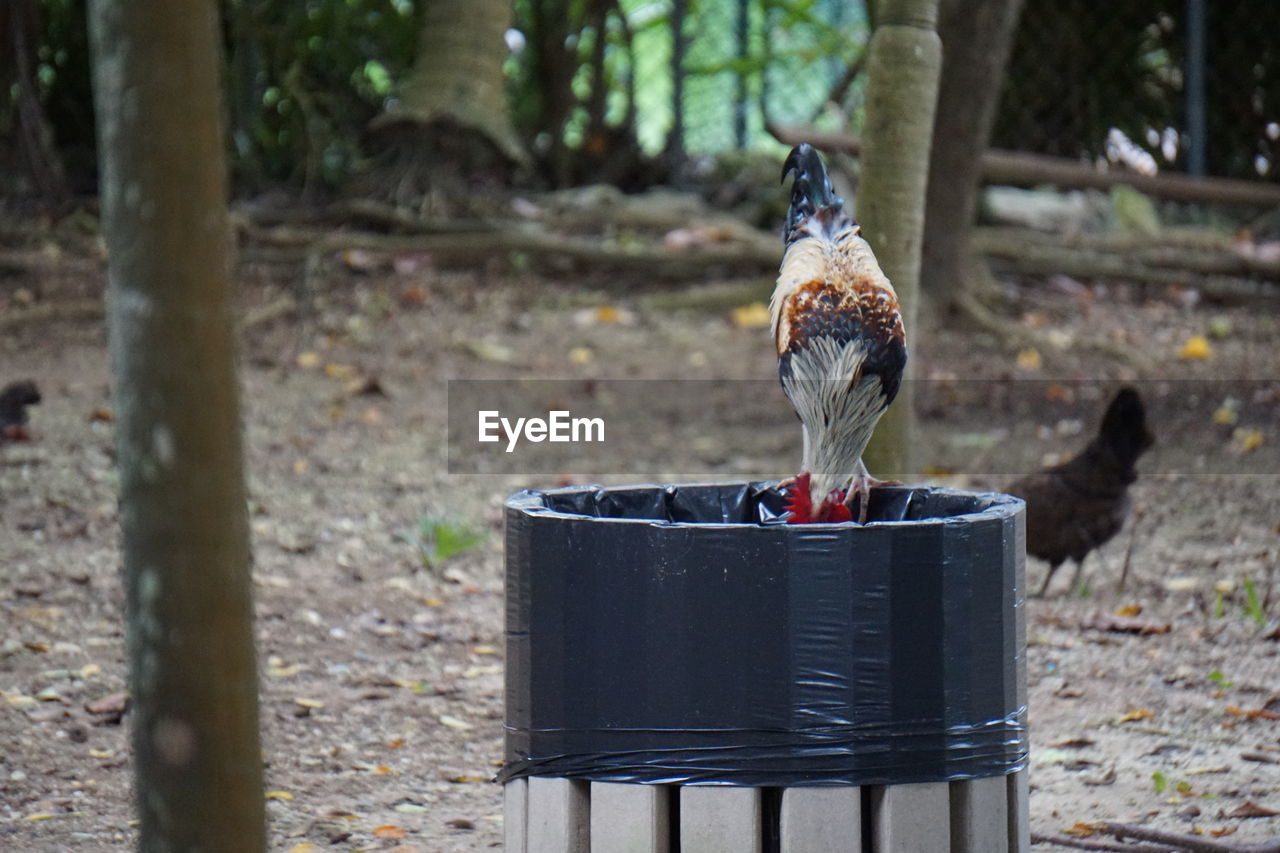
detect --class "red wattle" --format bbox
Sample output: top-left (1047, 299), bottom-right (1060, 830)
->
top-left (785, 476), bottom-right (852, 524)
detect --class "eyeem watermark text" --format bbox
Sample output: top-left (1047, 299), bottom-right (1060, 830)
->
top-left (478, 410), bottom-right (605, 452)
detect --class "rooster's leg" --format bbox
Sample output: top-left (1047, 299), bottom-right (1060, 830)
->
top-left (844, 459), bottom-right (903, 525)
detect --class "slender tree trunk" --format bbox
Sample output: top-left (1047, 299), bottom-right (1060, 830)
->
top-left (921, 0), bottom-right (1025, 310)
top-left (87, 1), bottom-right (265, 850)
top-left (665, 0), bottom-right (689, 167)
top-left (855, 0), bottom-right (943, 479)
top-left (1, 0), bottom-right (69, 203)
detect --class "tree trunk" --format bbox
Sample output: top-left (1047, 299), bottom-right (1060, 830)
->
top-left (398, 0), bottom-right (524, 164)
top-left (921, 0), bottom-right (1025, 309)
top-left (665, 0), bottom-right (689, 168)
top-left (87, 1), bottom-right (265, 850)
top-left (1, 0), bottom-right (70, 203)
top-left (855, 0), bottom-right (943, 480)
top-left (366, 0), bottom-right (526, 209)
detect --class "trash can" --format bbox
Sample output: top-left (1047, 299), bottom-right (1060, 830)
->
top-left (500, 481), bottom-right (1029, 853)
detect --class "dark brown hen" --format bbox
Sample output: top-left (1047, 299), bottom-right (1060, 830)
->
top-left (1006, 387), bottom-right (1154, 596)
top-left (0, 380), bottom-right (41, 445)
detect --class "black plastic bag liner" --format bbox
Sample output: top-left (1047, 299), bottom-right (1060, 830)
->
top-left (501, 481), bottom-right (1027, 787)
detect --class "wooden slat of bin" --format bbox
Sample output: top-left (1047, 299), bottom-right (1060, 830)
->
top-left (872, 781), bottom-right (950, 853)
top-left (1009, 769), bottom-right (1030, 852)
top-left (950, 775), bottom-right (1008, 853)
top-left (527, 777), bottom-right (589, 853)
top-left (504, 779), bottom-right (528, 853)
top-left (680, 786), bottom-right (763, 853)
top-left (779, 787), bottom-right (861, 852)
top-left (590, 782), bottom-right (671, 853)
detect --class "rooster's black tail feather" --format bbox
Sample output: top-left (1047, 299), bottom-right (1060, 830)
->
top-left (781, 143), bottom-right (844, 244)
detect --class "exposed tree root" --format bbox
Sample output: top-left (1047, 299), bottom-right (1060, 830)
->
top-left (1031, 831), bottom-right (1180, 852)
top-left (0, 298), bottom-right (103, 330)
top-left (1104, 822), bottom-right (1280, 853)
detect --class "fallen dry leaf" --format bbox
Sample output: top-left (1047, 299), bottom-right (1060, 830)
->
top-left (729, 302), bottom-right (771, 329)
top-left (345, 376), bottom-right (388, 397)
top-left (1118, 708), bottom-right (1156, 723)
top-left (287, 844), bottom-right (321, 853)
top-left (595, 305), bottom-right (621, 323)
top-left (264, 791), bottom-right (294, 801)
top-left (1044, 382), bottom-right (1074, 402)
top-left (1091, 614), bottom-right (1170, 635)
top-left (1232, 428), bottom-right (1264, 453)
top-left (1048, 738), bottom-right (1096, 749)
top-left (267, 663), bottom-right (304, 678)
top-left (439, 714), bottom-right (473, 731)
top-left (5, 693), bottom-right (38, 709)
top-left (296, 351), bottom-right (322, 369)
top-left (339, 248), bottom-right (380, 272)
top-left (1225, 705), bottom-right (1280, 721)
top-left (1062, 822), bottom-right (1102, 837)
top-left (1015, 348), bottom-right (1042, 371)
top-left (398, 285), bottom-right (430, 305)
top-left (1115, 604), bottom-right (1142, 617)
top-left (1178, 335), bottom-right (1213, 360)
top-left (324, 363), bottom-right (357, 381)
top-left (1225, 800), bottom-right (1280, 819)
top-left (84, 692), bottom-right (129, 715)
top-left (373, 825), bottom-right (408, 839)
top-left (1082, 767), bottom-right (1117, 786)
top-left (458, 338), bottom-right (515, 364)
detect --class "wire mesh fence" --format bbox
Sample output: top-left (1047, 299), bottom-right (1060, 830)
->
top-left (665, 0), bottom-right (1280, 183)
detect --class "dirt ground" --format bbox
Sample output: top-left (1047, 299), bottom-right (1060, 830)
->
top-left (2, 238), bottom-right (1279, 852)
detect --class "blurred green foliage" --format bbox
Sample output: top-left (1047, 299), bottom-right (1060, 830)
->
top-left (222, 0), bottom-right (423, 190)
top-left (8, 0), bottom-right (1277, 195)
top-left (17, 0), bottom-right (424, 192)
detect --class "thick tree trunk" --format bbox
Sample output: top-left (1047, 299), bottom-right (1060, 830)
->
top-left (87, 1), bottom-right (265, 849)
top-left (855, 0), bottom-right (943, 480)
top-left (921, 0), bottom-right (1025, 309)
top-left (397, 0), bottom-right (525, 165)
top-left (366, 0), bottom-right (525, 208)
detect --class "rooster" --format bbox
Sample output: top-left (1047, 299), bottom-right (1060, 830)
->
top-left (0, 380), bottom-right (41, 445)
top-left (770, 144), bottom-right (906, 524)
top-left (1006, 387), bottom-right (1154, 596)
